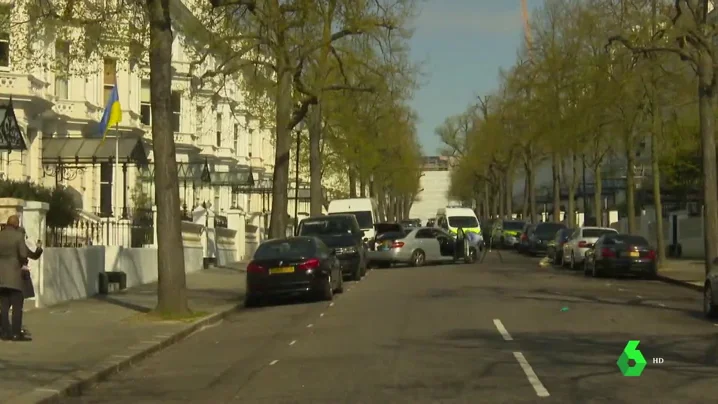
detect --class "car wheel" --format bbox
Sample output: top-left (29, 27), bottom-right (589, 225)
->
top-left (322, 275), bottom-right (334, 301)
top-left (352, 265), bottom-right (362, 281)
top-left (704, 282), bottom-right (718, 318)
top-left (244, 295), bottom-right (261, 308)
top-left (411, 250), bottom-right (426, 267)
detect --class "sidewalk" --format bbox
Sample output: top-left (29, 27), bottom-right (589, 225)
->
top-left (658, 259), bottom-right (705, 291)
top-left (1, 263), bottom-right (247, 404)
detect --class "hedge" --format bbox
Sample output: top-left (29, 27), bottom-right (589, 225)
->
top-left (0, 179), bottom-right (79, 228)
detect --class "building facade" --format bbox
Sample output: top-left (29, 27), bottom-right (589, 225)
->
top-left (0, 0), bottom-right (275, 234)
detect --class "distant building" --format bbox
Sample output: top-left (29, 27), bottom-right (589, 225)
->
top-left (409, 155), bottom-right (462, 224)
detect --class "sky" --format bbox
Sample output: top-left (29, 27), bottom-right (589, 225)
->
top-left (409, 0), bottom-right (542, 155)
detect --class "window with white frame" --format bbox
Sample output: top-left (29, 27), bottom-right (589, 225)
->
top-left (216, 113), bottom-right (222, 147)
top-left (103, 58), bottom-right (117, 103)
top-left (140, 80), bottom-right (151, 125)
top-left (233, 123), bottom-right (239, 151)
top-left (231, 189), bottom-right (238, 209)
top-left (54, 41), bottom-right (70, 99)
top-left (0, 6), bottom-right (9, 67)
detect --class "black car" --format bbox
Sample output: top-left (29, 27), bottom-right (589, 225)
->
top-left (297, 215), bottom-right (367, 281)
top-left (528, 222), bottom-right (567, 255)
top-left (244, 237), bottom-right (344, 306)
top-left (584, 234), bottom-right (657, 279)
top-left (547, 228), bottom-right (575, 265)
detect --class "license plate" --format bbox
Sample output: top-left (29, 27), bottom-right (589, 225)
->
top-left (629, 251), bottom-right (639, 258)
top-left (269, 266), bottom-right (294, 274)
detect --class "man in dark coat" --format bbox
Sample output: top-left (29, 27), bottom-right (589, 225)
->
top-left (0, 215), bottom-right (35, 341)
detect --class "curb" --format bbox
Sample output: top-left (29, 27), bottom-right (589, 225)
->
top-left (9, 302), bottom-right (244, 404)
top-left (656, 275), bottom-right (703, 292)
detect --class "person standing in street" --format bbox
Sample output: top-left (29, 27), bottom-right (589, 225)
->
top-left (17, 227), bottom-right (42, 337)
top-left (0, 215), bottom-right (35, 341)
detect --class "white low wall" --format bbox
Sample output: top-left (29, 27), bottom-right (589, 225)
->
top-left (216, 227), bottom-right (237, 266)
top-left (245, 224), bottom-right (259, 259)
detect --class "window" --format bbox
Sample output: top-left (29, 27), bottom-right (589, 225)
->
top-left (54, 41), bottom-right (70, 99)
top-left (215, 113), bottom-right (222, 146)
top-left (231, 189), bottom-right (238, 208)
top-left (103, 58), bottom-right (117, 104)
top-left (213, 186), bottom-right (220, 211)
top-left (99, 163), bottom-right (114, 217)
top-left (415, 229), bottom-right (434, 239)
top-left (140, 80), bottom-right (151, 125)
top-left (0, 6), bottom-right (9, 67)
top-left (233, 123), bottom-right (239, 151)
top-left (170, 91), bottom-right (181, 132)
top-left (195, 106), bottom-right (203, 134)
top-left (20, 150), bottom-right (29, 178)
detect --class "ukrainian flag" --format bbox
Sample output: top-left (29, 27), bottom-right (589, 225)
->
top-left (98, 85), bottom-right (122, 138)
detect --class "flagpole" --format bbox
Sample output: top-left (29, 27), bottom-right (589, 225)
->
top-left (114, 123), bottom-right (120, 221)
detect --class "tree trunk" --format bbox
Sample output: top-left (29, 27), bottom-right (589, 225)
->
top-left (268, 63), bottom-right (293, 239)
top-left (348, 170), bottom-right (357, 197)
top-left (593, 166), bottom-right (603, 227)
top-left (625, 135), bottom-right (637, 234)
top-left (376, 184), bottom-right (386, 221)
top-left (650, 98), bottom-right (666, 267)
top-left (527, 158), bottom-right (537, 223)
top-left (483, 182), bottom-right (490, 219)
top-left (403, 195), bottom-right (412, 220)
top-left (552, 154), bottom-right (561, 223)
top-left (386, 192), bottom-right (395, 221)
top-left (522, 175), bottom-right (529, 220)
top-left (498, 178), bottom-right (505, 219)
top-left (505, 169), bottom-right (513, 218)
top-left (369, 177), bottom-right (375, 197)
top-left (359, 176), bottom-right (367, 197)
top-left (490, 185), bottom-right (498, 218)
top-left (698, 54), bottom-right (718, 274)
top-left (308, 104), bottom-right (323, 216)
top-left (567, 154), bottom-right (578, 228)
top-left (147, 0), bottom-right (189, 315)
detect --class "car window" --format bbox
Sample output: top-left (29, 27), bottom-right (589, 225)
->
top-left (254, 238), bottom-right (316, 260)
top-left (582, 228), bottom-right (618, 238)
top-left (448, 216), bottom-right (479, 228)
top-left (330, 211), bottom-right (373, 229)
top-left (299, 217), bottom-right (354, 236)
top-left (503, 221), bottom-right (525, 231)
top-left (415, 229), bottom-right (434, 239)
top-left (611, 235), bottom-right (650, 246)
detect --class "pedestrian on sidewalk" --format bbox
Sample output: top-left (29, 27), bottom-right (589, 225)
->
top-left (0, 215), bottom-right (37, 342)
top-left (16, 227), bottom-right (43, 337)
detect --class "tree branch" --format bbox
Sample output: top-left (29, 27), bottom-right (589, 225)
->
top-left (606, 34), bottom-right (697, 66)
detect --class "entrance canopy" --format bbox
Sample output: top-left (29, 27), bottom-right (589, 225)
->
top-left (42, 137), bottom-right (149, 166)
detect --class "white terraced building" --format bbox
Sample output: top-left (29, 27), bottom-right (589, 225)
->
top-left (0, 0), bottom-right (285, 238)
top-left (409, 156), bottom-right (462, 225)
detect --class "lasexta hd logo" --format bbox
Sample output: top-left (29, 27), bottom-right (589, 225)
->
top-left (617, 340), bottom-right (647, 376)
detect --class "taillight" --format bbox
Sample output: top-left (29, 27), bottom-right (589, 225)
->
top-left (297, 258), bottom-right (320, 271)
top-left (247, 262), bottom-right (265, 273)
top-left (578, 241), bottom-right (588, 248)
top-left (646, 250), bottom-right (656, 260)
top-left (600, 248), bottom-right (615, 258)
top-left (520, 234), bottom-right (527, 241)
top-left (391, 241), bottom-right (405, 248)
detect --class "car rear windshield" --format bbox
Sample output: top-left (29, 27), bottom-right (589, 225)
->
top-left (299, 218), bottom-right (354, 236)
top-left (610, 235), bottom-right (649, 246)
top-left (331, 211), bottom-right (372, 229)
top-left (583, 229), bottom-right (617, 238)
top-left (535, 223), bottom-right (565, 236)
top-left (448, 216), bottom-right (479, 228)
top-left (376, 223), bottom-right (403, 234)
top-left (503, 221), bottom-right (525, 231)
top-left (376, 231), bottom-right (406, 241)
top-left (254, 238), bottom-right (316, 260)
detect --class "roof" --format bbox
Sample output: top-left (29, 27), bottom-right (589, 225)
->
top-left (42, 137), bottom-right (148, 165)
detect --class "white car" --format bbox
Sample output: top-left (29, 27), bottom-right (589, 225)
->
top-left (563, 226), bottom-right (618, 269)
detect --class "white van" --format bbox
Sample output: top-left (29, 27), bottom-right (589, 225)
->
top-left (435, 207), bottom-right (482, 236)
top-left (327, 198), bottom-right (380, 240)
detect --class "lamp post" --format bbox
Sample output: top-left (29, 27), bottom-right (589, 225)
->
top-left (294, 121), bottom-right (305, 230)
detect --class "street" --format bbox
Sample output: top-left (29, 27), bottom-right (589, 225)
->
top-left (64, 253), bottom-right (718, 403)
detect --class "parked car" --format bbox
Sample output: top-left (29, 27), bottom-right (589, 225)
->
top-left (296, 214), bottom-right (367, 281)
top-left (491, 220), bottom-right (526, 248)
top-left (563, 226), bottom-right (619, 269)
top-left (527, 222), bottom-right (566, 255)
top-left (583, 234), bottom-right (657, 279)
top-left (400, 219), bottom-right (422, 230)
top-left (517, 223), bottom-right (536, 254)
top-left (244, 237), bottom-right (344, 307)
top-left (370, 227), bottom-right (479, 268)
top-left (547, 227), bottom-right (575, 265)
top-left (371, 223), bottom-right (405, 250)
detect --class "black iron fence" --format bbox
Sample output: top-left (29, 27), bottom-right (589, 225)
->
top-left (46, 220), bottom-right (102, 247)
top-left (131, 208), bottom-right (154, 248)
top-left (215, 215), bottom-right (228, 228)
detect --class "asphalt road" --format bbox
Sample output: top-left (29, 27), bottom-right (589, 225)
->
top-left (63, 251), bottom-right (718, 403)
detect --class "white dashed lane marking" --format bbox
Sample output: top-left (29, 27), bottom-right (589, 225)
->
top-left (493, 319), bottom-right (513, 341)
top-left (269, 360), bottom-right (279, 366)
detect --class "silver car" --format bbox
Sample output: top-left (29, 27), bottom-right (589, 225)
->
top-left (369, 227), bottom-right (479, 267)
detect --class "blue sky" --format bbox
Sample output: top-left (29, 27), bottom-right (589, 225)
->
top-left (409, 0), bottom-right (541, 155)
